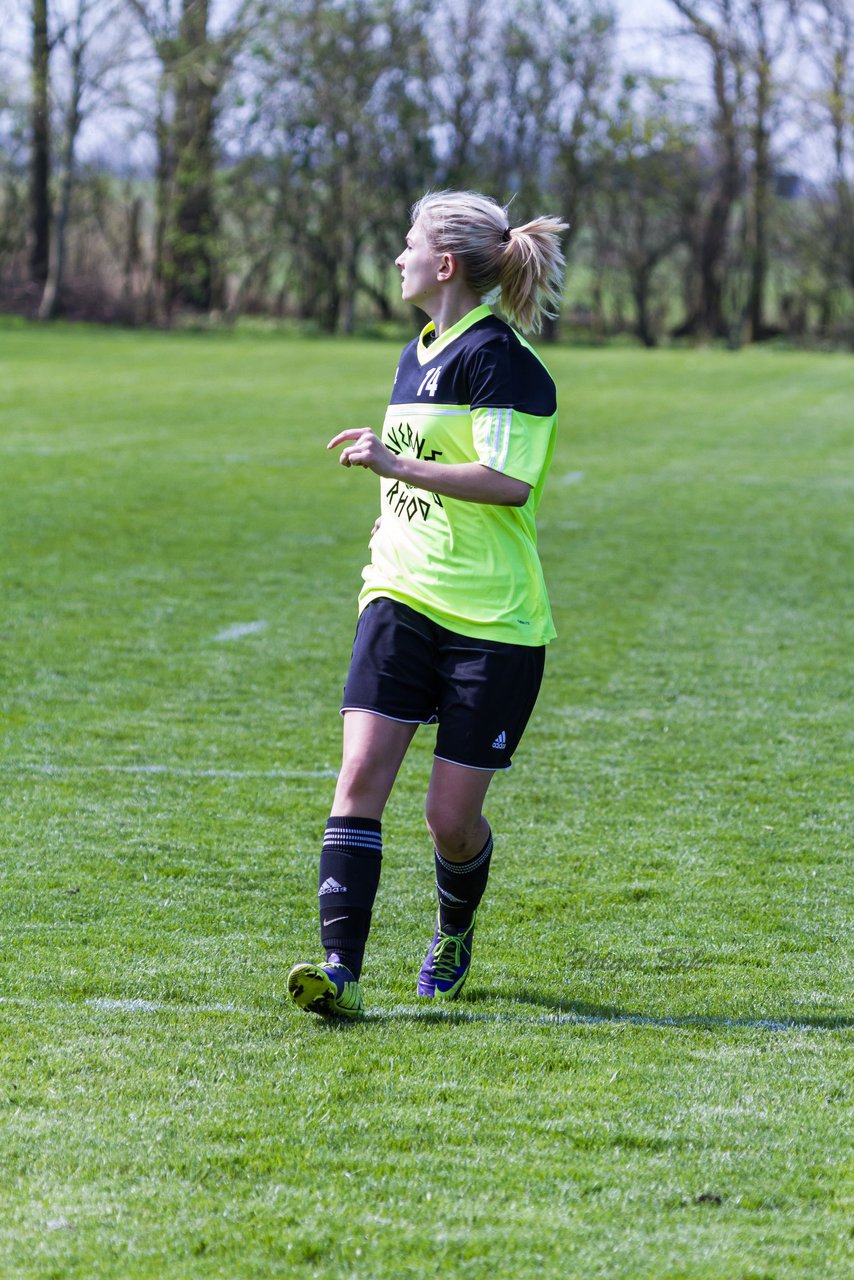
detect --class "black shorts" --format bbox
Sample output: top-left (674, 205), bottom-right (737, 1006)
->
top-left (341, 597), bottom-right (546, 770)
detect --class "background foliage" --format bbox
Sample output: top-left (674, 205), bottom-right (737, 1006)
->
top-left (0, 0), bottom-right (852, 344)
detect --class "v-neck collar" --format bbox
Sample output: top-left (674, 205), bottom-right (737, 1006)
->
top-left (416, 304), bottom-right (492, 366)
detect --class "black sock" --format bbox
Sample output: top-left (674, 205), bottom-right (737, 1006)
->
top-left (318, 817), bottom-right (382, 980)
top-left (434, 829), bottom-right (493, 931)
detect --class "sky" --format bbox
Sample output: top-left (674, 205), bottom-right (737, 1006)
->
top-left (617, 0), bottom-right (683, 51)
top-left (616, 0), bottom-right (707, 83)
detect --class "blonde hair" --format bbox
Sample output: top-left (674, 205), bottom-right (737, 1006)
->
top-left (411, 190), bottom-right (568, 334)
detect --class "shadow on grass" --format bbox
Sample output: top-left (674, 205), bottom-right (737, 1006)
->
top-left (500, 987), bottom-right (854, 1031)
top-left (358, 988), bottom-right (853, 1032)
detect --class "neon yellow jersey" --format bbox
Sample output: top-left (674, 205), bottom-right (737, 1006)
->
top-left (359, 305), bottom-right (558, 646)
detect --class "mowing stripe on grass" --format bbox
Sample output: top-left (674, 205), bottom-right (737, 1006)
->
top-left (0, 763), bottom-right (338, 780)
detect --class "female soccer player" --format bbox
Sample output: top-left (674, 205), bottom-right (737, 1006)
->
top-left (288, 190), bottom-right (567, 1018)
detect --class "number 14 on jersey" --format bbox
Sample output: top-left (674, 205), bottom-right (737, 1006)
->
top-left (417, 366), bottom-right (443, 398)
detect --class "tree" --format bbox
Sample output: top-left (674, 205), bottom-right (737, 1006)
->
top-left (168, 0), bottom-right (220, 310)
top-left (743, 0), bottom-right (792, 340)
top-left (485, 1), bottom-right (615, 239)
top-left (37, 0), bottom-right (135, 318)
top-left (469, 1), bottom-right (616, 338)
top-left (544, 1), bottom-right (616, 262)
top-left (666, 0), bottom-right (795, 342)
top-left (667, 0), bottom-right (746, 338)
top-left (30, 0), bottom-right (52, 283)
top-left (238, 0), bottom-right (434, 332)
top-left (429, 0), bottom-right (494, 190)
top-left (0, 42), bottom-right (30, 286)
top-left (790, 0), bottom-right (854, 333)
top-left (590, 75), bottom-right (699, 346)
top-left (124, 0), bottom-right (254, 313)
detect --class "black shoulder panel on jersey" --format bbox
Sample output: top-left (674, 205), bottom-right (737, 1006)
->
top-left (390, 337), bottom-right (422, 400)
top-left (389, 316), bottom-right (556, 415)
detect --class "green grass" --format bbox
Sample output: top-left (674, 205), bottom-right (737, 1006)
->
top-left (0, 320), bottom-right (851, 1278)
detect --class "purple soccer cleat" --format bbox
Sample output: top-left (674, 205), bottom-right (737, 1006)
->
top-left (417, 911), bottom-right (477, 999)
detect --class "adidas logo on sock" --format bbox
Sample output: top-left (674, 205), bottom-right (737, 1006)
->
top-left (491, 730), bottom-right (507, 750)
top-left (319, 877), bottom-right (346, 895)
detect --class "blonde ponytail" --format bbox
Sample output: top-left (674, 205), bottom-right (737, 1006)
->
top-left (412, 190), bottom-right (568, 334)
top-left (499, 217), bottom-right (568, 334)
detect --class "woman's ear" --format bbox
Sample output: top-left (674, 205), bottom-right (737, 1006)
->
top-left (437, 252), bottom-right (457, 282)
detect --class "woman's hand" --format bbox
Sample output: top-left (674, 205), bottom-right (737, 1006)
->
top-left (328, 429), bottom-right (400, 478)
top-left (327, 428), bottom-right (530, 508)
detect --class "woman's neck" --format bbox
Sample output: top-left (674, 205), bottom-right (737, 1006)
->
top-left (427, 285), bottom-right (483, 338)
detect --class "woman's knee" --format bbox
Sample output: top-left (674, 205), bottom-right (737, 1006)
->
top-left (333, 756), bottom-right (389, 814)
top-left (332, 712), bottom-right (416, 816)
top-left (424, 799), bottom-right (483, 859)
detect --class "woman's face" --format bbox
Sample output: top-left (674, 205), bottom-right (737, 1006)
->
top-left (395, 217), bottom-right (443, 310)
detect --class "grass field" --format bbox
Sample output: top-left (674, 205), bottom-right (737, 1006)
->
top-left (0, 318), bottom-right (851, 1278)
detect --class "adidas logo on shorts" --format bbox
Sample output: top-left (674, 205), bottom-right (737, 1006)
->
top-left (492, 730), bottom-right (507, 750)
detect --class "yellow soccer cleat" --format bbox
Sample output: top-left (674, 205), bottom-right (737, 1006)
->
top-left (287, 962), bottom-right (365, 1019)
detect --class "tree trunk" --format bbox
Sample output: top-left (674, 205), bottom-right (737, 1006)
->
top-left (669, 3), bottom-right (743, 339)
top-left (29, 0), bottom-right (51, 284)
top-left (342, 227), bottom-right (359, 335)
top-left (356, 275), bottom-right (394, 323)
top-left (828, 5), bottom-right (854, 291)
top-left (747, 9), bottom-right (772, 340)
top-left (633, 267), bottom-right (658, 348)
top-left (166, 0), bottom-right (220, 311)
top-left (153, 81), bottom-right (176, 319)
top-left (747, 119), bottom-right (771, 340)
top-left (123, 193), bottom-right (145, 318)
top-left (701, 41), bottom-right (741, 338)
top-left (38, 4), bottom-right (85, 319)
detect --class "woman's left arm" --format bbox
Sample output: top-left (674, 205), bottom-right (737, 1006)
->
top-left (328, 428), bottom-right (530, 507)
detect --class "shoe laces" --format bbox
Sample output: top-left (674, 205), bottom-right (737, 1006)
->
top-left (430, 928), bottom-right (470, 981)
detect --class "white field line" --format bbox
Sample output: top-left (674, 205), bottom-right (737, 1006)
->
top-left (88, 997), bottom-right (241, 1014)
top-left (213, 620), bottom-right (268, 642)
top-left (0, 996), bottom-right (844, 1034)
top-left (0, 996), bottom-right (244, 1015)
top-left (1, 763), bottom-right (338, 780)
